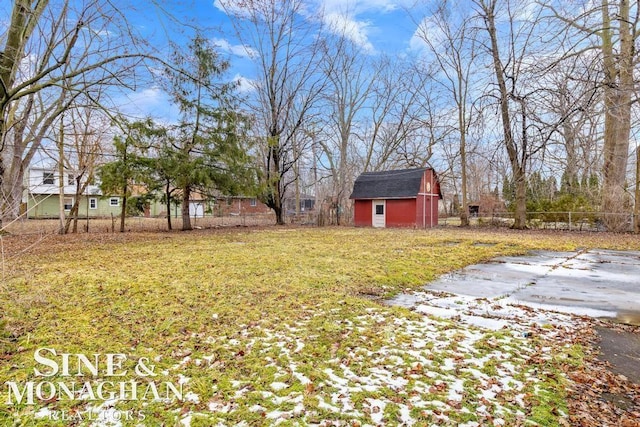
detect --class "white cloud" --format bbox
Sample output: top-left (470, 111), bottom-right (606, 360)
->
top-left (116, 87), bottom-right (180, 122)
top-left (316, 0), bottom-right (414, 53)
top-left (325, 12), bottom-right (375, 53)
top-left (211, 38), bottom-right (259, 59)
top-left (232, 74), bottom-right (256, 94)
top-left (82, 27), bottom-right (115, 39)
top-left (213, 0), bottom-right (251, 17)
top-left (408, 17), bottom-right (445, 54)
top-left (511, 0), bottom-right (540, 23)
top-left (214, 0), bottom-right (410, 54)
top-left (318, 0), bottom-right (405, 15)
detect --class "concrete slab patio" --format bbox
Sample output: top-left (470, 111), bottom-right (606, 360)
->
top-left (388, 248), bottom-right (640, 390)
top-left (422, 248), bottom-right (640, 325)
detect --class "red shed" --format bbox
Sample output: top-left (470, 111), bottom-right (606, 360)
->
top-left (350, 168), bottom-right (442, 228)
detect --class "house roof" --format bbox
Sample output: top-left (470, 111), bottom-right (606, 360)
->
top-left (350, 168), bottom-right (436, 199)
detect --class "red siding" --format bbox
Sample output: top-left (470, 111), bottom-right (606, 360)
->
top-left (386, 199), bottom-right (417, 227)
top-left (416, 194), bottom-right (438, 228)
top-left (416, 170), bottom-right (439, 228)
top-left (352, 168), bottom-right (441, 228)
top-left (354, 200), bottom-right (372, 226)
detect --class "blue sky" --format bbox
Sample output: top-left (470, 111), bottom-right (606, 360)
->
top-left (117, 0), bottom-right (424, 120)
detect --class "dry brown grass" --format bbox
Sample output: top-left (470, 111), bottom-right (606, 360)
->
top-left (2, 214), bottom-right (276, 236)
top-left (1, 225), bottom-right (639, 425)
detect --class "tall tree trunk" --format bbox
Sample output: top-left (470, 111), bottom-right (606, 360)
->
top-left (293, 136), bottom-right (300, 218)
top-left (482, 0), bottom-right (527, 229)
top-left (272, 188), bottom-right (284, 225)
top-left (182, 186), bottom-right (192, 230)
top-left (0, 1), bottom-right (48, 228)
top-left (64, 174), bottom-right (87, 234)
top-left (1, 157), bottom-right (25, 224)
top-left (166, 181), bottom-right (172, 231)
top-left (600, 0), bottom-right (633, 230)
top-left (459, 104), bottom-right (469, 227)
top-left (1, 114), bottom-right (28, 224)
top-left (634, 145), bottom-right (639, 233)
top-left (513, 166), bottom-right (527, 229)
top-left (561, 120), bottom-right (578, 193)
top-left (266, 140), bottom-right (285, 225)
top-left (120, 184), bottom-right (127, 233)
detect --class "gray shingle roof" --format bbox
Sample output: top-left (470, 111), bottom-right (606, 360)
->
top-left (350, 168), bottom-right (427, 199)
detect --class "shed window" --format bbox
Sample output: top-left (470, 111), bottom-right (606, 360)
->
top-left (89, 198), bottom-right (98, 209)
top-left (250, 198), bottom-right (257, 207)
top-left (64, 198), bottom-right (73, 211)
top-left (375, 205), bottom-right (384, 215)
top-left (43, 172), bottom-right (55, 185)
top-left (109, 197), bottom-right (120, 207)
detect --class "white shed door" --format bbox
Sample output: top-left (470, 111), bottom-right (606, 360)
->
top-left (189, 202), bottom-right (204, 218)
top-left (372, 200), bottom-right (386, 228)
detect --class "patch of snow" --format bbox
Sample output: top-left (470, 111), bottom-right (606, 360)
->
top-left (292, 371), bottom-right (311, 385)
top-left (323, 368), bottom-right (350, 386)
top-left (365, 398), bottom-right (386, 425)
top-left (293, 402), bottom-right (305, 415)
top-left (233, 387), bottom-right (250, 398)
top-left (481, 388), bottom-right (497, 400)
top-left (270, 381), bottom-right (288, 391)
top-left (415, 305), bottom-right (458, 319)
top-left (184, 391), bottom-right (200, 403)
top-left (461, 314), bottom-right (509, 330)
top-left (265, 409), bottom-right (291, 420)
top-left (208, 400), bottom-right (232, 413)
top-left (34, 408), bottom-right (53, 419)
top-left (399, 403), bottom-right (414, 425)
top-left (448, 378), bottom-right (465, 401)
top-left (179, 414), bottom-right (191, 427)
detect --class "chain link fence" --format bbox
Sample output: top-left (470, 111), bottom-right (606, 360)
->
top-left (440, 211), bottom-right (637, 232)
top-left (1, 213), bottom-right (277, 235)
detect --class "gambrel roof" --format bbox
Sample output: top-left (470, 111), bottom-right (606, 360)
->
top-left (350, 168), bottom-right (437, 200)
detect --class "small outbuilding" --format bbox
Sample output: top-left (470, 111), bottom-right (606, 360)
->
top-left (350, 167), bottom-right (442, 228)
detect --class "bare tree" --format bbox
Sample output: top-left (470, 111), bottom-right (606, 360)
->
top-left (316, 32), bottom-right (375, 224)
top-left (359, 56), bottom-right (433, 172)
top-left (37, 101), bottom-right (109, 234)
top-left (473, 0), bottom-right (553, 229)
top-left (0, 0), bottom-right (151, 227)
top-left (534, 56), bottom-right (602, 198)
top-left (217, 0), bottom-right (325, 225)
top-left (545, 0), bottom-right (639, 229)
top-left (61, 107), bottom-right (108, 233)
top-left (411, 2), bottom-right (479, 226)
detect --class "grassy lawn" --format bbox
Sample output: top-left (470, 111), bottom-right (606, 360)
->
top-left (1, 227), bottom-right (639, 426)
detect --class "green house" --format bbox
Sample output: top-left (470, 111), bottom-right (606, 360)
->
top-left (23, 167), bottom-right (122, 219)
